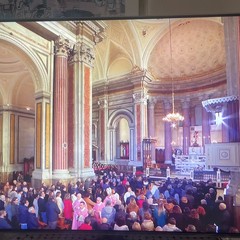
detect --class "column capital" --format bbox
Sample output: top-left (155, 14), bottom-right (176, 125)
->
top-left (163, 99), bottom-right (171, 110)
top-left (181, 98), bottom-right (190, 109)
top-left (55, 36), bottom-right (70, 58)
top-left (148, 97), bottom-right (157, 108)
top-left (133, 89), bottom-right (148, 105)
top-left (69, 42), bottom-right (95, 66)
top-left (98, 97), bottom-right (108, 109)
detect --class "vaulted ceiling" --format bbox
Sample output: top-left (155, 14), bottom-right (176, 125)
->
top-left (0, 17), bottom-right (226, 109)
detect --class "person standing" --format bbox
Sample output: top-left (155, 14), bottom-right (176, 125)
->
top-left (0, 195), bottom-right (5, 210)
top-left (18, 199), bottom-right (29, 229)
top-left (55, 191), bottom-right (64, 216)
top-left (38, 191), bottom-right (47, 224)
top-left (0, 210), bottom-right (12, 229)
top-left (27, 207), bottom-right (40, 229)
top-left (93, 197), bottom-right (105, 223)
top-left (46, 196), bottom-right (60, 229)
top-left (73, 201), bottom-right (88, 230)
top-left (72, 193), bottom-right (86, 230)
top-left (101, 200), bottom-right (116, 227)
top-left (63, 193), bottom-right (73, 225)
top-left (10, 197), bottom-right (19, 229)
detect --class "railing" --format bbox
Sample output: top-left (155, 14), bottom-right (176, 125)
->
top-left (92, 162), bottom-right (118, 174)
top-left (192, 169), bottom-right (230, 188)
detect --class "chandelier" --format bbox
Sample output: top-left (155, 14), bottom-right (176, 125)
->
top-left (162, 19), bottom-right (184, 126)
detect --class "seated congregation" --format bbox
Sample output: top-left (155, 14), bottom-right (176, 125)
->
top-left (0, 171), bottom-right (239, 233)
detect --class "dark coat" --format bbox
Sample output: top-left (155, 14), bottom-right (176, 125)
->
top-left (98, 222), bottom-right (112, 230)
top-left (27, 212), bottom-right (39, 229)
top-left (46, 200), bottom-right (60, 222)
top-left (0, 217), bottom-right (12, 229)
top-left (0, 200), bottom-right (5, 211)
top-left (11, 204), bottom-right (19, 228)
top-left (18, 204), bottom-right (28, 224)
top-left (216, 209), bottom-right (231, 233)
top-left (38, 197), bottom-right (47, 213)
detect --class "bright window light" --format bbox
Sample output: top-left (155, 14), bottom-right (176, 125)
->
top-left (215, 112), bottom-right (223, 125)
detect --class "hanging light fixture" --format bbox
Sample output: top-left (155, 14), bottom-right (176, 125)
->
top-left (162, 19), bottom-right (184, 126)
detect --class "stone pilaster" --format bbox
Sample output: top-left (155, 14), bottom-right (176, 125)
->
top-left (32, 91), bottom-right (52, 187)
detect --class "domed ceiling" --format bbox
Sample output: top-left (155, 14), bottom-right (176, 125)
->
top-left (147, 19), bottom-right (226, 81)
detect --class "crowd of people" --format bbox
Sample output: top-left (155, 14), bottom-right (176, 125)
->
top-left (0, 170), bottom-right (239, 233)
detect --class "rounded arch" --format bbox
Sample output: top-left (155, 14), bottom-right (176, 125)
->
top-left (108, 109), bottom-right (134, 128)
top-left (0, 32), bottom-right (49, 93)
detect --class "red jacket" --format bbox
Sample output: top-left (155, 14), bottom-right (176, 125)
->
top-left (63, 199), bottom-right (73, 220)
top-left (78, 223), bottom-right (93, 230)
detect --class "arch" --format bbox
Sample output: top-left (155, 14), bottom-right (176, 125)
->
top-left (107, 109), bottom-right (135, 162)
top-left (0, 31), bottom-right (49, 93)
top-left (108, 109), bottom-right (134, 128)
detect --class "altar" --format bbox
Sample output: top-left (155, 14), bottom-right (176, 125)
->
top-left (174, 147), bottom-right (206, 174)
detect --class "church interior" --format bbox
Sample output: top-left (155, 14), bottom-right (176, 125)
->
top-left (0, 16), bottom-right (240, 215)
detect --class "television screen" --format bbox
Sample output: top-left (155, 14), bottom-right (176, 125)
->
top-left (0, 1), bottom-right (240, 239)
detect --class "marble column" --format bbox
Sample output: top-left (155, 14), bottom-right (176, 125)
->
top-left (0, 109), bottom-right (11, 181)
top-left (227, 99), bottom-right (240, 142)
top-left (202, 106), bottom-right (211, 153)
top-left (190, 106), bottom-right (196, 127)
top-left (52, 36), bottom-right (71, 180)
top-left (98, 96), bottom-right (108, 162)
top-left (163, 100), bottom-right (172, 164)
top-left (133, 88), bottom-right (148, 165)
top-left (182, 100), bottom-right (190, 155)
top-left (148, 98), bottom-right (156, 138)
top-left (223, 17), bottom-right (240, 143)
top-left (148, 98), bottom-right (156, 163)
top-left (222, 103), bottom-right (229, 142)
top-left (223, 17), bottom-right (239, 97)
top-left (70, 21), bottom-right (105, 178)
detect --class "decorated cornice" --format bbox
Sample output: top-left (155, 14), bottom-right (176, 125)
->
top-left (202, 95), bottom-right (239, 112)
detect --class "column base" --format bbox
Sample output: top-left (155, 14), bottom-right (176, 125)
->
top-left (164, 160), bottom-right (172, 165)
top-left (0, 171), bottom-right (11, 183)
top-left (79, 168), bottom-right (95, 180)
top-left (52, 169), bottom-right (73, 179)
top-left (32, 169), bottom-right (53, 188)
top-left (52, 169), bottom-right (74, 186)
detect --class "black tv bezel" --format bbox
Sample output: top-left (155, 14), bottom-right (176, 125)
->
top-left (1, 0), bottom-right (240, 239)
